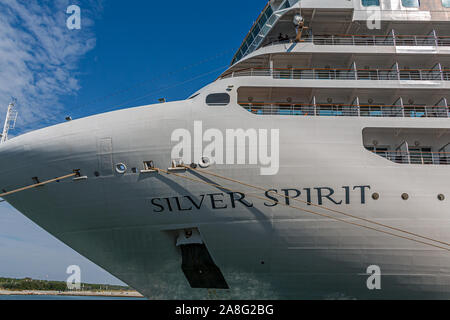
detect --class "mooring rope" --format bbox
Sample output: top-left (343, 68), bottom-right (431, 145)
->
top-left (181, 165), bottom-right (450, 248)
top-left (156, 167), bottom-right (450, 252)
top-left (0, 172), bottom-right (78, 198)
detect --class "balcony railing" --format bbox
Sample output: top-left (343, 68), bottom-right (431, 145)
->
top-left (263, 33), bottom-right (450, 48)
top-left (370, 150), bottom-right (450, 165)
top-left (239, 103), bottom-right (450, 118)
top-left (222, 67), bottom-right (449, 81)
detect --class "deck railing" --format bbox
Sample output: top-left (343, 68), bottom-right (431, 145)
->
top-left (370, 150), bottom-right (450, 165)
top-left (263, 34), bottom-right (450, 48)
top-left (222, 67), bottom-right (449, 81)
top-left (239, 103), bottom-right (450, 118)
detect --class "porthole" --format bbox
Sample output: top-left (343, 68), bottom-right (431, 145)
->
top-left (115, 163), bottom-right (127, 174)
top-left (438, 194), bottom-right (445, 201)
top-left (94, 171), bottom-right (100, 177)
top-left (199, 157), bottom-right (211, 168)
top-left (372, 193), bottom-right (380, 200)
top-left (402, 193), bottom-right (409, 200)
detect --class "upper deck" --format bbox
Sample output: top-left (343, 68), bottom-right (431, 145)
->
top-left (232, 0), bottom-right (450, 65)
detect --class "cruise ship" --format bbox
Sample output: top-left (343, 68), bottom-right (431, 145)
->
top-left (1, 0), bottom-right (450, 299)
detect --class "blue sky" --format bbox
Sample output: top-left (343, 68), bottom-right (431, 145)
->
top-left (0, 0), bottom-right (265, 285)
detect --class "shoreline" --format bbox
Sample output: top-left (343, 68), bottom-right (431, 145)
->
top-left (0, 289), bottom-right (144, 298)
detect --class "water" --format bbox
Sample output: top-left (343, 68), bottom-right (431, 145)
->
top-left (0, 295), bottom-right (146, 300)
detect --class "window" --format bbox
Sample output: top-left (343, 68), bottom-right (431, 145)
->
top-left (206, 93), bottom-right (230, 106)
top-left (443, 0), bottom-right (450, 7)
top-left (402, 0), bottom-right (419, 7)
top-left (231, 4), bottom-right (274, 64)
top-left (362, 0), bottom-right (380, 6)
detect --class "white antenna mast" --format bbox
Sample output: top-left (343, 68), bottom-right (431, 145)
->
top-left (1, 98), bottom-right (18, 144)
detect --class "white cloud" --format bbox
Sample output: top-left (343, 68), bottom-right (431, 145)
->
top-left (0, 0), bottom-right (101, 132)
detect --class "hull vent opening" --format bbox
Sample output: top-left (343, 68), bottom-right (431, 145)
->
top-left (176, 229), bottom-right (229, 290)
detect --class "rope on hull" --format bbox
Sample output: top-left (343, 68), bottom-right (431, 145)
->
top-left (155, 166), bottom-right (450, 252)
top-left (0, 172), bottom-right (78, 198)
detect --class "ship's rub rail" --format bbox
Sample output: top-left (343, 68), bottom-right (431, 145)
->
top-left (222, 67), bottom-right (450, 81)
top-left (263, 33), bottom-right (450, 48)
top-left (239, 102), bottom-right (450, 118)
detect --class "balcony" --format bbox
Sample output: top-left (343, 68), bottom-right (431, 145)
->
top-left (263, 31), bottom-right (450, 48)
top-left (368, 149), bottom-right (450, 165)
top-left (222, 66), bottom-right (449, 81)
top-left (239, 98), bottom-right (450, 118)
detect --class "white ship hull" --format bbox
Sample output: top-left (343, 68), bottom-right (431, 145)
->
top-left (1, 98), bottom-right (449, 299)
top-left (2, 0), bottom-right (450, 300)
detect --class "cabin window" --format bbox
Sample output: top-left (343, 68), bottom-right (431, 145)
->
top-left (362, 0), bottom-right (380, 6)
top-left (402, 0), bottom-right (420, 7)
top-left (206, 93), bottom-right (230, 106)
top-left (443, 0), bottom-right (450, 8)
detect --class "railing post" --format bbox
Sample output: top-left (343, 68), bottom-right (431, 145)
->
top-left (396, 97), bottom-right (405, 118)
top-left (312, 96), bottom-right (317, 116)
top-left (394, 62), bottom-right (400, 81)
top-left (356, 97), bottom-right (361, 117)
top-left (433, 30), bottom-right (439, 47)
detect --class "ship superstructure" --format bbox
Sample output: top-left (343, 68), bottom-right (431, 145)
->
top-left (1, 0), bottom-right (450, 299)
